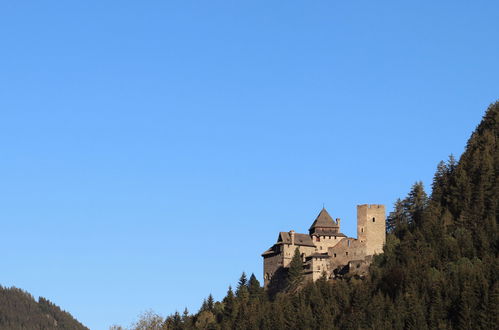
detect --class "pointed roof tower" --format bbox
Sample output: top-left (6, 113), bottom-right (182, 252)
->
top-left (309, 208), bottom-right (340, 235)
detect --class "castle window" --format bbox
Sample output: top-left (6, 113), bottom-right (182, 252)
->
top-left (372, 217), bottom-right (376, 222)
top-left (316, 236), bottom-right (320, 242)
top-left (320, 246), bottom-right (322, 250)
top-left (334, 236), bottom-right (336, 239)
top-left (361, 227), bottom-right (364, 233)
top-left (334, 253), bottom-right (336, 257)
top-left (346, 252), bottom-right (349, 256)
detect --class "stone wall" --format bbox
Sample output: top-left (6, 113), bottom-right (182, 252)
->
top-left (311, 235), bottom-right (345, 252)
top-left (304, 256), bottom-right (332, 281)
top-left (327, 238), bottom-right (366, 270)
top-left (263, 244), bottom-right (315, 287)
top-left (357, 204), bottom-right (386, 256)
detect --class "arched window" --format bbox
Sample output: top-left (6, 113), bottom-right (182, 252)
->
top-left (372, 217), bottom-right (376, 222)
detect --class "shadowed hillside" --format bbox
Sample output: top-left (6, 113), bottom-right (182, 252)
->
top-left (0, 286), bottom-right (88, 330)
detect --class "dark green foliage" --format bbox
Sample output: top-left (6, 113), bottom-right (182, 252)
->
top-left (0, 286), bottom-right (88, 329)
top-left (248, 274), bottom-right (263, 300)
top-left (207, 294), bottom-right (214, 312)
top-left (286, 247), bottom-right (304, 291)
top-left (236, 272), bottom-right (249, 301)
top-left (161, 102), bottom-right (499, 329)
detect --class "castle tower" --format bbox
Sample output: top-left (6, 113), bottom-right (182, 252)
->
top-left (357, 204), bottom-right (386, 255)
top-left (308, 208), bottom-right (339, 236)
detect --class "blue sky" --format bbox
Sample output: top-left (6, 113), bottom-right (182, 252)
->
top-left (0, 1), bottom-right (497, 329)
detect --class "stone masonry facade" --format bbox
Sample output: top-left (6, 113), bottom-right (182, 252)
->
top-left (261, 205), bottom-right (386, 287)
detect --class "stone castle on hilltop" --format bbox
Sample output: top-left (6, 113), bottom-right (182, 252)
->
top-left (261, 205), bottom-right (386, 287)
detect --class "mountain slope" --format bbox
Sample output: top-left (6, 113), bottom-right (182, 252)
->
top-left (0, 286), bottom-right (88, 330)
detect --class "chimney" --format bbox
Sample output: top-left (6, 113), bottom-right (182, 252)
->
top-left (289, 230), bottom-right (295, 245)
top-left (336, 218), bottom-right (341, 228)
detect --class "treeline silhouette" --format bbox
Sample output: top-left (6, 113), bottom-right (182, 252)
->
top-left (121, 102), bottom-right (498, 330)
top-left (0, 286), bottom-right (88, 329)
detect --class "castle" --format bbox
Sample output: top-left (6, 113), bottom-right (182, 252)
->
top-left (261, 205), bottom-right (386, 287)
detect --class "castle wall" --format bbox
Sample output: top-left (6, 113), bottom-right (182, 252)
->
top-left (307, 257), bottom-right (332, 281)
top-left (310, 235), bottom-right (344, 252)
top-left (263, 253), bottom-right (283, 287)
top-left (348, 258), bottom-right (371, 276)
top-left (263, 244), bottom-right (315, 287)
top-left (327, 238), bottom-right (366, 270)
top-left (281, 244), bottom-right (315, 267)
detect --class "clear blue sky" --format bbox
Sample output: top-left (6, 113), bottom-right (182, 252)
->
top-left (0, 1), bottom-right (497, 329)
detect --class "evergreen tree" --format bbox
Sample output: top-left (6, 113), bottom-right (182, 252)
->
top-left (236, 272), bottom-right (249, 301)
top-left (248, 273), bottom-right (262, 299)
top-left (207, 294), bottom-right (214, 312)
top-left (287, 247), bottom-right (304, 291)
top-left (222, 286), bottom-right (237, 321)
top-left (387, 198), bottom-right (408, 234)
top-left (405, 181), bottom-right (428, 227)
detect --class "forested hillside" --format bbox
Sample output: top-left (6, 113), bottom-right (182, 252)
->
top-left (0, 286), bottom-right (88, 330)
top-left (119, 102), bottom-right (497, 330)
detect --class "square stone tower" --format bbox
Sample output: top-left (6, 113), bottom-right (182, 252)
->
top-left (357, 204), bottom-right (386, 256)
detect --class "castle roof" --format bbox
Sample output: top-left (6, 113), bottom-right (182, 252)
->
top-left (277, 232), bottom-right (315, 247)
top-left (261, 248), bottom-right (275, 257)
top-left (309, 208), bottom-right (338, 231)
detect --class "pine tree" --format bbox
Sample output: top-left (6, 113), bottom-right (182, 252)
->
top-left (405, 181), bottom-right (428, 227)
top-left (207, 294), bottom-right (214, 312)
top-left (222, 286), bottom-right (236, 321)
top-left (199, 298), bottom-right (208, 312)
top-left (287, 247), bottom-right (304, 291)
top-left (248, 273), bottom-right (262, 299)
top-left (236, 272), bottom-right (249, 301)
top-left (170, 311), bottom-right (182, 330)
top-left (486, 282), bottom-right (499, 329)
top-left (457, 283), bottom-right (473, 330)
top-left (387, 198), bottom-right (408, 234)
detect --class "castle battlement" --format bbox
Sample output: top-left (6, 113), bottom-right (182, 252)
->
top-left (261, 205), bottom-right (386, 287)
top-left (358, 204), bottom-right (384, 209)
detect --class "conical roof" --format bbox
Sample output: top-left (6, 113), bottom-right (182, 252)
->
top-left (309, 208), bottom-right (338, 231)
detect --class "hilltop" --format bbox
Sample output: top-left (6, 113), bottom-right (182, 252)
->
top-left (0, 286), bottom-right (88, 329)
